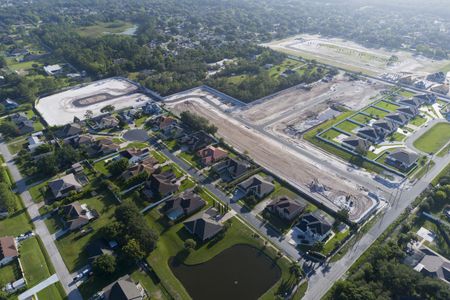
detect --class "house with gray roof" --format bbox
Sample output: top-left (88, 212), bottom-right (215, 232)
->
top-left (102, 274), bottom-right (145, 300)
top-left (372, 119), bottom-right (398, 135)
top-left (385, 149), bottom-right (419, 171)
top-left (385, 113), bottom-right (409, 126)
top-left (357, 126), bottom-right (382, 143)
top-left (341, 136), bottom-right (371, 152)
top-left (414, 93), bottom-right (437, 104)
top-left (293, 211), bottom-right (333, 244)
top-left (213, 157), bottom-right (250, 182)
top-left (399, 98), bottom-right (421, 108)
top-left (238, 175), bottom-right (275, 199)
top-left (48, 173), bottom-right (82, 199)
top-left (184, 207), bottom-right (224, 241)
top-left (56, 123), bottom-right (82, 138)
top-left (162, 190), bottom-right (206, 221)
top-left (397, 106), bottom-right (419, 118)
top-left (406, 247), bottom-right (450, 284)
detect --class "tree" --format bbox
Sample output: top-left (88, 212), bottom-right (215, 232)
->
top-left (122, 239), bottom-right (145, 262)
top-left (0, 56), bottom-right (6, 68)
top-left (312, 241), bottom-right (324, 252)
top-left (0, 182), bottom-right (17, 214)
top-left (84, 110), bottom-right (93, 120)
top-left (289, 262), bottom-right (302, 278)
top-left (0, 121), bottom-right (19, 138)
top-left (101, 105), bottom-right (115, 113)
top-left (108, 158), bottom-right (129, 177)
top-left (184, 239), bottom-right (196, 252)
top-left (92, 254), bottom-right (116, 275)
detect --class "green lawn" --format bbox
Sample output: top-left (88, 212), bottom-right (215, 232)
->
top-left (20, 237), bottom-right (65, 299)
top-left (177, 151), bottom-right (202, 169)
top-left (28, 181), bottom-right (49, 203)
top-left (93, 160), bottom-right (111, 176)
top-left (151, 150), bottom-right (168, 164)
top-left (375, 101), bottom-right (399, 112)
top-left (362, 106), bottom-right (388, 118)
top-left (335, 120), bottom-right (360, 134)
top-left (350, 113), bottom-right (373, 124)
top-left (389, 132), bottom-right (406, 142)
top-left (55, 191), bottom-right (118, 272)
top-left (322, 229), bottom-right (350, 256)
top-left (144, 208), bottom-right (300, 300)
top-left (413, 123), bottom-right (450, 154)
top-left (7, 139), bottom-right (27, 154)
top-left (409, 116), bottom-right (427, 127)
top-left (0, 195), bottom-right (33, 236)
top-left (320, 128), bottom-right (346, 142)
top-left (0, 260), bottom-right (20, 286)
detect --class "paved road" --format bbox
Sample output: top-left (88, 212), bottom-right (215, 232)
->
top-left (18, 274), bottom-right (59, 300)
top-left (303, 152), bottom-right (450, 299)
top-left (0, 139), bottom-right (83, 300)
top-left (149, 138), bottom-right (305, 261)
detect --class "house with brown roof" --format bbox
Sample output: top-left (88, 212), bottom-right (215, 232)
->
top-left (93, 115), bottom-right (120, 130)
top-left (145, 171), bottom-right (180, 198)
top-left (62, 201), bottom-right (96, 231)
top-left (0, 236), bottom-right (18, 266)
top-left (120, 147), bottom-right (150, 165)
top-left (184, 207), bottom-right (224, 241)
top-left (197, 145), bottom-right (228, 165)
top-left (120, 157), bottom-right (158, 181)
top-left (102, 274), bottom-right (145, 300)
top-left (266, 196), bottom-right (306, 222)
top-left (162, 190), bottom-right (206, 221)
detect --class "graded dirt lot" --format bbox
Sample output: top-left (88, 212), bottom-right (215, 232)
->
top-left (264, 34), bottom-right (450, 77)
top-left (36, 78), bottom-right (151, 126)
top-left (165, 93), bottom-right (377, 222)
top-left (238, 73), bottom-right (385, 127)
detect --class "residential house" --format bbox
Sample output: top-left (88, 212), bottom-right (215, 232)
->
top-left (162, 190), bottom-right (206, 221)
top-left (184, 207), bottom-right (224, 241)
top-left (94, 139), bottom-right (120, 156)
top-left (385, 149), bottom-right (419, 171)
top-left (426, 72), bottom-right (446, 84)
top-left (93, 115), bottom-right (119, 130)
top-left (120, 148), bottom-right (150, 165)
top-left (8, 48), bottom-right (29, 57)
top-left (86, 239), bottom-right (113, 264)
top-left (0, 236), bottom-right (18, 266)
top-left (145, 171), bottom-right (179, 198)
top-left (142, 102), bottom-right (161, 115)
top-left (385, 113), bottom-right (410, 126)
top-left (213, 157), bottom-right (250, 182)
top-left (48, 173), bottom-right (83, 199)
top-left (399, 98), bottom-right (421, 108)
top-left (28, 131), bottom-right (45, 152)
top-left (179, 131), bottom-right (215, 152)
top-left (414, 93), bottom-right (437, 105)
top-left (62, 201), bottom-right (96, 231)
top-left (431, 84), bottom-right (449, 95)
top-left (357, 126), bottom-right (382, 143)
top-left (294, 211), bottom-right (333, 244)
top-left (17, 120), bottom-right (34, 135)
top-left (56, 123), bottom-right (82, 139)
top-left (410, 247), bottom-right (450, 284)
top-left (10, 112), bottom-right (28, 124)
top-left (0, 98), bottom-right (19, 110)
top-left (101, 275), bottom-right (145, 300)
top-left (197, 145), bottom-right (228, 165)
top-left (119, 109), bottom-right (140, 124)
top-left (341, 136), bottom-right (371, 152)
top-left (397, 106), bottom-right (420, 118)
top-left (372, 119), bottom-right (398, 136)
top-left (43, 64), bottom-right (63, 76)
top-left (154, 115), bottom-right (177, 131)
top-left (238, 175), bottom-right (275, 199)
top-left (120, 157), bottom-right (158, 181)
top-left (266, 196), bottom-right (306, 222)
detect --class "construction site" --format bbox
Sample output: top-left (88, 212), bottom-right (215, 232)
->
top-left (164, 79), bottom-right (383, 223)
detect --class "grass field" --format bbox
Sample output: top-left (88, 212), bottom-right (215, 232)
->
top-left (7, 139), bottom-right (27, 154)
top-left (0, 196), bottom-right (33, 236)
top-left (20, 237), bottom-right (65, 299)
top-left (413, 123), bottom-right (450, 153)
top-left (375, 101), bottom-right (399, 112)
top-left (362, 106), bottom-right (389, 118)
top-left (409, 116), bottom-right (427, 127)
top-left (0, 260), bottom-right (20, 286)
top-left (77, 21), bottom-right (136, 37)
top-left (350, 113), bottom-right (373, 124)
top-left (335, 120), bottom-right (360, 133)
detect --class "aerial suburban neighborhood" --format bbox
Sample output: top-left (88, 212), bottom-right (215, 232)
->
top-left (1, 1), bottom-right (450, 300)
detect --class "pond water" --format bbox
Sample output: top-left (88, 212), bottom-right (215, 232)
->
top-left (170, 244), bottom-right (281, 300)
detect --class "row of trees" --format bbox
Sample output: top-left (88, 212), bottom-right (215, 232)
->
top-left (180, 111), bottom-right (218, 135)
